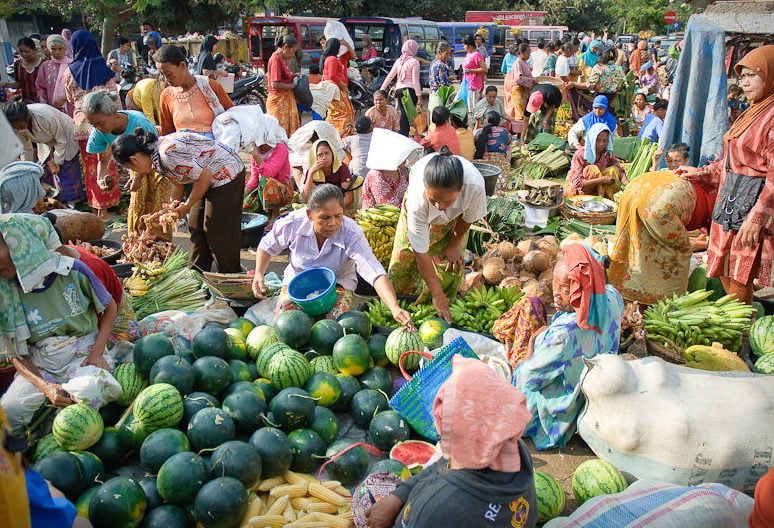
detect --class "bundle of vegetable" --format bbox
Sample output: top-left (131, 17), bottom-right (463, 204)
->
top-left (131, 267), bottom-right (208, 320)
top-left (644, 290), bottom-right (755, 352)
top-left (366, 298), bottom-right (438, 328)
top-left (124, 249), bottom-right (187, 298)
top-left (467, 197), bottom-right (524, 256)
top-left (450, 286), bottom-right (523, 334)
top-left (119, 231), bottom-right (176, 263)
top-left (355, 204), bottom-right (400, 266)
top-left (626, 138), bottom-right (659, 182)
top-left (557, 218), bottom-right (617, 239)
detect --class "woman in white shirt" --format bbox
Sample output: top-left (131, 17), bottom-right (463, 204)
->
top-left (387, 147), bottom-right (488, 322)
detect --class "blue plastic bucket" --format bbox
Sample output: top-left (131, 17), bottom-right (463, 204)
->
top-left (287, 267), bottom-right (338, 316)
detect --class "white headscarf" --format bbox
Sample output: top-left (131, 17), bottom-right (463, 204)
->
top-left (366, 128), bottom-right (423, 171)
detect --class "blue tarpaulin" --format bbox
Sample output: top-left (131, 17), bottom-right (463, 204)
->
top-left (659, 15), bottom-right (728, 168)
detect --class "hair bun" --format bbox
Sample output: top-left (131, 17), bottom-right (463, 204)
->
top-left (438, 146), bottom-right (453, 157)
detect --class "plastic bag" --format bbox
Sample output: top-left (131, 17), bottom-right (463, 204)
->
top-left (137, 300), bottom-right (238, 340)
top-left (244, 297), bottom-right (278, 326)
top-left (293, 75), bottom-right (314, 108)
top-left (62, 366), bottom-right (122, 409)
top-left (324, 20), bottom-right (355, 58)
top-left (456, 78), bottom-right (471, 105)
top-left (442, 328), bottom-right (510, 379)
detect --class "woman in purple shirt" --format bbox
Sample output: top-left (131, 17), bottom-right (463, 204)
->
top-left (252, 184), bottom-right (413, 325)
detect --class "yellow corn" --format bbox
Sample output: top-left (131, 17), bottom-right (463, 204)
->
top-left (310, 512), bottom-right (353, 528)
top-left (283, 471), bottom-right (310, 486)
top-left (321, 480), bottom-right (342, 489)
top-left (308, 482), bottom-right (347, 507)
top-left (305, 501), bottom-right (338, 514)
top-left (284, 522), bottom-right (330, 528)
top-left (246, 496), bottom-right (265, 518)
top-left (338, 509), bottom-right (354, 520)
top-left (257, 476), bottom-right (287, 491)
top-left (290, 497), bottom-right (313, 511)
top-left (269, 483), bottom-right (309, 498)
top-left (243, 515), bottom-right (287, 528)
top-left (265, 494), bottom-right (290, 516)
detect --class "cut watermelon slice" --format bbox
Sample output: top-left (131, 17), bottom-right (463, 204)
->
top-left (389, 440), bottom-right (438, 472)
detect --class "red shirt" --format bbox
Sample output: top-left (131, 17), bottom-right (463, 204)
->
top-left (15, 58), bottom-right (44, 102)
top-left (323, 56), bottom-right (348, 87)
top-left (69, 246), bottom-right (123, 304)
top-left (267, 51), bottom-right (294, 94)
top-left (418, 124), bottom-right (461, 156)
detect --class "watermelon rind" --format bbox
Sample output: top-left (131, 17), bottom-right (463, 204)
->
top-left (534, 471), bottom-right (566, 522)
top-left (52, 403), bottom-right (104, 451)
top-left (370, 458), bottom-right (411, 480)
top-left (572, 459), bottom-right (628, 505)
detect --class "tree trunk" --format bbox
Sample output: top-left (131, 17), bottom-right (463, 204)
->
top-left (101, 15), bottom-right (117, 58)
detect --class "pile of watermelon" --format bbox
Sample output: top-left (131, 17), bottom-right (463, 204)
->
top-left (30, 309), bottom-right (439, 528)
top-left (750, 315), bottom-right (774, 373)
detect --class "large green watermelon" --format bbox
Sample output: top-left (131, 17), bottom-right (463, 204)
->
top-left (150, 355), bottom-right (195, 395)
top-left (156, 451), bottom-right (210, 505)
top-left (222, 391), bottom-right (267, 434)
top-left (324, 440), bottom-right (370, 485)
top-left (89, 427), bottom-right (124, 470)
top-left (35, 451), bottom-right (85, 500)
top-left (385, 328), bottom-right (424, 370)
top-left (75, 486), bottom-right (99, 520)
top-left (224, 380), bottom-right (264, 399)
top-left (227, 359), bottom-right (253, 383)
top-left (209, 440), bottom-right (262, 488)
top-left (332, 334), bottom-right (372, 376)
top-left (32, 433), bottom-right (63, 463)
top-left (71, 451), bottom-right (104, 488)
top-left (287, 429), bottom-right (327, 473)
top-left (754, 353), bottom-right (774, 374)
top-left (351, 389), bottom-right (389, 429)
top-left (141, 504), bottom-right (194, 528)
top-left (304, 372), bottom-right (342, 408)
top-left (367, 334), bottom-right (390, 367)
top-left (370, 458), bottom-right (411, 479)
top-left (187, 408), bottom-right (235, 451)
top-left (229, 317), bottom-right (256, 339)
top-left (358, 366), bottom-right (392, 394)
top-left (133, 333), bottom-right (175, 377)
top-left (224, 329), bottom-right (248, 362)
top-left (418, 318), bottom-right (449, 350)
top-left (140, 428), bottom-right (191, 474)
top-left (309, 319), bottom-right (344, 355)
top-left (267, 348), bottom-right (312, 390)
top-left (113, 363), bottom-right (148, 406)
top-left (750, 316), bottom-right (774, 357)
top-left (274, 310), bottom-right (313, 349)
top-left (118, 415), bottom-right (150, 451)
top-left (52, 403), bottom-right (104, 451)
top-left (337, 310), bottom-right (372, 339)
top-left (248, 427), bottom-right (293, 478)
top-left (310, 355), bottom-right (338, 375)
top-left (245, 325), bottom-right (277, 360)
top-left (182, 392), bottom-right (219, 427)
top-left (192, 326), bottom-right (231, 360)
top-left (572, 459), bottom-right (628, 505)
top-left (687, 265), bottom-right (707, 292)
top-left (138, 477), bottom-right (163, 511)
top-left (331, 374), bottom-right (361, 412)
top-left (255, 342), bottom-right (292, 378)
top-left (534, 471), bottom-right (566, 522)
top-left (133, 383), bottom-right (184, 432)
top-left (310, 406), bottom-right (339, 445)
top-left (369, 410), bottom-right (410, 452)
top-left (192, 477), bottom-right (248, 528)
top-left (192, 356), bottom-right (233, 395)
top-left (269, 387), bottom-right (316, 431)
top-left (89, 476), bottom-right (147, 528)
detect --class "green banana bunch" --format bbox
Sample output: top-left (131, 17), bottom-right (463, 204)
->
top-left (644, 289), bottom-right (755, 352)
top-left (356, 205), bottom-right (400, 267)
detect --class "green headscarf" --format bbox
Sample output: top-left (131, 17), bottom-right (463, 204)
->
top-left (0, 213), bottom-right (71, 356)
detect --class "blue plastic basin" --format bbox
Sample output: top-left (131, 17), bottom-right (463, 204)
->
top-left (287, 267), bottom-right (338, 316)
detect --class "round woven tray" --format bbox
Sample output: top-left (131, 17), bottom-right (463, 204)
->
top-left (645, 337), bottom-right (685, 364)
top-left (560, 204), bottom-right (618, 225)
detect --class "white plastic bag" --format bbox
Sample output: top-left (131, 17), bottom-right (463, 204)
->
top-left (244, 297), bottom-right (278, 326)
top-left (442, 328), bottom-right (511, 379)
top-left (62, 366), bottom-right (122, 409)
top-left (137, 301), bottom-right (238, 341)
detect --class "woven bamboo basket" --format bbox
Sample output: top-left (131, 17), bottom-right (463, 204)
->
top-left (560, 204), bottom-right (618, 225)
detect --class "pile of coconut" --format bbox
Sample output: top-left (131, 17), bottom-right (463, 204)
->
top-left (462, 234), bottom-right (610, 306)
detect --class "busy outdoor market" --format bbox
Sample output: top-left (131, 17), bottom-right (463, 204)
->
top-left (0, 2), bottom-right (772, 527)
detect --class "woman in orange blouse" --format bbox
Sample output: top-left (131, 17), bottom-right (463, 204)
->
top-left (323, 38), bottom-right (355, 138)
top-left (156, 45), bottom-right (233, 137)
top-left (266, 34), bottom-right (301, 137)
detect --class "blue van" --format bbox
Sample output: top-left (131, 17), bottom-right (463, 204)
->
top-left (340, 17), bottom-right (442, 87)
top-left (437, 22), bottom-right (507, 74)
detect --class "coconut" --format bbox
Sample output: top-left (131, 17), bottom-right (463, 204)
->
top-left (539, 267), bottom-right (554, 283)
top-left (499, 276), bottom-right (522, 289)
top-left (522, 279), bottom-right (552, 305)
top-left (497, 241), bottom-right (518, 261)
top-left (537, 237), bottom-right (560, 257)
top-left (516, 239), bottom-right (535, 255)
top-left (482, 257), bottom-right (506, 285)
top-left (522, 250), bottom-right (551, 274)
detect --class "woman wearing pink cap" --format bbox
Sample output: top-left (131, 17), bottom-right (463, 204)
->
top-left (522, 84), bottom-right (563, 144)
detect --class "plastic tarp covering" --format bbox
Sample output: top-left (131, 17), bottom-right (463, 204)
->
top-left (659, 15), bottom-right (728, 168)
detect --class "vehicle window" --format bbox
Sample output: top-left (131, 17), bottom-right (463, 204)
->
top-left (530, 30), bottom-right (550, 41)
top-left (408, 25), bottom-right (424, 41)
top-left (250, 35), bottom-right (261, 58)
top-left (261, 25), bottom-right (283, 43)
top-left (300, 25), bottom-right (309, 46)
top-left (493, 28), bottom-right (505, 46)
top-left (309, 25), bottom-right (326, 46)
top-left (441, 27), bottom-right (454, 40)
top-left (425, 27), bottom-right (441, 40)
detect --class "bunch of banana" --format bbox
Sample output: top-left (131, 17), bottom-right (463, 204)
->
top-left (355, 205), bottom-right (400, 266)
top-left (126, 261), bottom-right (166, 297)
top-left (556, 103), bottom-right (572, 121)
top-left (449, 286), bottom-right (524, 335)
top-left (365, 298), bottom-right (439, 328)
top-left (644, 289), bottom-right (755, 352)
top-left (125, 276), bottom-right (149, 297)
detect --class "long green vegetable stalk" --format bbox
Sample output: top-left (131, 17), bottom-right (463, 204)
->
top-left (627, 139), bottom-right (659, 181)
top-left (162, 249), bottom-right (188, 275)
top-left (530, 144), bottom-right (570, 171)
top-left (132, 268), bottom-right (208, 320)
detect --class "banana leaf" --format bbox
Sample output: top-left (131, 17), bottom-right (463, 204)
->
top-left (401, 90), bottom-right (418, 124)
top-left (437, 85), bottom-right (456, 106)
top-left (416, 263), bottom-right (463, 305)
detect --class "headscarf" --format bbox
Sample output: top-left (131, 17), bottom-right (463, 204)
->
top-left (365, 128), bottom-right (422, 171)
top-left (584, 122), bottom-right (614, 165)
top-left (580, 39), bottom-right (601, 67)
top-left (288, 120), bottom-right (345, 154)
top-left (0, 162), bottom-right (46, 214)
top-left (323, 38), bottom-right (341, 60)
top-left (492, 295), bottom-right (548, 368)
top-left (61, 28), bottom-right (73, 57)
top-left (581, 95), bottom-right (617, 132)
top-left (195, 35), bottom-right (218, 75)
top-left (46, 34), bottom-right (72, 106)
top-left (640, 61), bottom-right (653, 72)
top-left (68, 30), bottom-right (116, 91)
top-left (0, 214), bottom-right (73, 357)
top-left (308, 139), bottom-right (342, 183)
top-left (433, 355), bottom-right (531, 472)
top-left (398, 39), bottom-right (419, 66)
top-left (561, 243), bottom-right (608, 333)
top-left (46, 34), bottom-right (68, 54)
top-left (258, 114), bottom-right (288, 148)
top-left (726, 45), bottom-right (774, 141)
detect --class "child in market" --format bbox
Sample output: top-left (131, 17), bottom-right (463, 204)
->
top-left (416, 106), bottom-right (460, 155)
top-left (342, 116), bottom-right (372, 180)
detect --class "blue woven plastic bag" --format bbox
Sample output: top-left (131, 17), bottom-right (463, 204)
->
top-left (388, 337), bottom-right (479, 441)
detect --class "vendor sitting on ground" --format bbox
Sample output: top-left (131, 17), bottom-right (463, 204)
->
top-left (0, 162), bottom-right (46, 214)
top-left (296, 139), bottom-right (355, 209)
top-left (473, 110), bottom-right (512, 170)
top-left (567, 94), bottom-right (618, 150)
top-left (417, 106), bottom-right (460, 155)
top-left (365, 356), bottom-right (538, 528)
top-left (565, 123), bottom-right (625, 199)
top-left (472, 86), bottom-right (509, 129)
top-left (361, 127), bottom-right (421, 209)
top-left (513, 243), bottom-right (623, 450)
top-left (252, 184), bottom-right (412, 326)
top-left (0, 214), bottom-right (118, 431)
top-left (638, 98), bottom-right (668, 144)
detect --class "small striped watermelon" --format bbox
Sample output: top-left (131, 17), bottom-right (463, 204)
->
top-left (750, 316), bottom-right (774, 357)
top-left (113, 363), bottom-right (148, 406)
top-left (268, 349), bottom-right (312, 390)
top-left (246, 325), bottom-right (278, 360)
top-left (52, 403), bottom-right (104, 451)
top-left (133, 383), bottom-right (184, 432)
top-left (755, 353), bottom-right (774, 374)
top-left (310, 355), bottom-right (338, 375)
top-left (32, 433), bottom-right (64, 463)
top-left (534, 471), bottom-right (565, 522)
top-left (572, 459), bottom-right (628, 505)
top-left (385, 328), bottom-right (424, 370)
top-left (256, 342), bottom-right (292, 378)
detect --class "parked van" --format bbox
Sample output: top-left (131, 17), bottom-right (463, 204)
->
top-left (506, 25), bottom-right (568, 47)
top-left (340, 17), bottom-right (442, 86)
top-left (437, 22), bottom-right (508, 74)
top-left (246, 16), bottom-right (332, 71)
